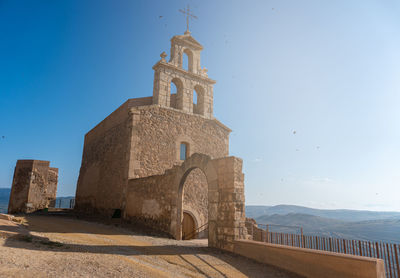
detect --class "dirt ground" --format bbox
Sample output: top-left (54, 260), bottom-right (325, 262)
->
top-left (0, 215), bottom-right (299, 278)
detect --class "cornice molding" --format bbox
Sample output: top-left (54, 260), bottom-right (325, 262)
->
top-left (153, 61), bottom-right (216, 84)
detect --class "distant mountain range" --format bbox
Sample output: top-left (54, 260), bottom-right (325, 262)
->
top-left (246, 204), bottom-right (400, 222)
top-left (246, 205), bottom-right (400, 243)
top-left (0, 188), bottom-right (10, 213)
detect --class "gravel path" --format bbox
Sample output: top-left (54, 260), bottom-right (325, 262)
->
top-left (0, 215), bottom-right (300, 278)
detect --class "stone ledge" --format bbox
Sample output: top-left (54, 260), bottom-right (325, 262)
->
top-left (233, 239), bottom-right (385, 278)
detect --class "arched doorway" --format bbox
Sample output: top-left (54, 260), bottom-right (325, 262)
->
top-left (182, 212), bottom-right (196, 240)
top-left (180, 167), bottom-right (208, 240)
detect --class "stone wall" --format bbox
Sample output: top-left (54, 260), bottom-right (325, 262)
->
top-left (8, 160), bottom-right (58, 214)
top-left (75, 101), bottom-right (131, 216)
top-left (124, 163), bottom-right (210, 238)
top-left (76, 102), bottom-right (230, 219)
top-left (46, 168), bottom-right (58, 202)
top-left (208, 157), bottom-right (247, 251)
top-left (125, 172), bottom-right (175, 234)
top-left (124, 162), bottom-right (210, 238)
top-left (128, 105), bottom-right (230, 179)
top-left (245, 218), bottom-right (267, 241)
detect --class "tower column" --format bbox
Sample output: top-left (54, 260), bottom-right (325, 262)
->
top-left (152, 70), bottom-right (170, 107)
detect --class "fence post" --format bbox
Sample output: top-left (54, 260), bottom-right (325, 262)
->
top-left (368, 241), bottom-right (372, 257)
top-left (261, 225), bottom-right (263, 242)
top-left (386, 243), bottom-right (392, 278)
top-left (376, 242), bottom-right (380, 258)
top-left (394, 244), bottom-right (399, 278)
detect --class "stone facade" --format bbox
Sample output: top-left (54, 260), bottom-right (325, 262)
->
top-left (8, 160), bottom-right (58, 214)
top-left (128, 105), bottom-right (230, 178)
top-left (75, 104), bottom-right (230, 217)
top-left (75, 31), bottom-right (246, 249)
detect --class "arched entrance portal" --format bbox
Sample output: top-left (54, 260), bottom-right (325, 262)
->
top-left (180, 167), bottom-right (208, 240)
top-left (173, 153), bottom-right (246, 250)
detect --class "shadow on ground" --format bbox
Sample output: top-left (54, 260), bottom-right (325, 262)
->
top-left (16, 211), bottom-right (172, 237)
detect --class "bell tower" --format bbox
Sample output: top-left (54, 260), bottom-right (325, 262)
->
top-left (152, 32), bottom-right (216, 119)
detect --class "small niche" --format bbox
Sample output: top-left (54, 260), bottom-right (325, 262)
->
top-left (112, 209), bottom-right (121, 218)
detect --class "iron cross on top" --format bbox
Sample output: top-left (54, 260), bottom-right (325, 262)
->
top-left (179, 5), bottom-right (197, 32)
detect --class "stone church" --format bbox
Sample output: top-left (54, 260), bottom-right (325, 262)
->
top-left (75, 30), bottom-right (246, 247)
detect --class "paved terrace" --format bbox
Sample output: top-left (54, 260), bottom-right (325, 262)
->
top-left (0, 214), bottom-right (300, 278)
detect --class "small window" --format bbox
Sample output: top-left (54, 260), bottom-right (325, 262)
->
top-left (180, 143), bottom-right (188, 160)
top-left (193, 90), bottom-right (198, 105)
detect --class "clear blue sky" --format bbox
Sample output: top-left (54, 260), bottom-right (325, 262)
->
top-left (1, 0), bottom-right (399, 211)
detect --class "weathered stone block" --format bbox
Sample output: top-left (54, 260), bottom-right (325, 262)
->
top-left (8, 160), bottom-right (58, 214)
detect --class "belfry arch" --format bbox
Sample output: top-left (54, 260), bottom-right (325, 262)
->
top-left (182, 48), bottom-right (194, 72)
top-left (193, 84), bottom-right (205, 115)
top-left (170, 77), bottom-right (183, 110)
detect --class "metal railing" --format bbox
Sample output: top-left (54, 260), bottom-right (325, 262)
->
top-left (183, 222), bottom-right (208, 240)
top-left (246, 221), bottom-right (400, 278)
top-left (69, 198), bottom-right (75, 209)
top-left (53, 198), bottom-right (75, 209)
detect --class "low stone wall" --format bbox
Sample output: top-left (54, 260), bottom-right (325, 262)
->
top-left (245, 218), bottom-right (266, 241)
top-left (233, 239), bottom-right (385, 278)
top-left (125, 172), bottom-right (175, 235)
